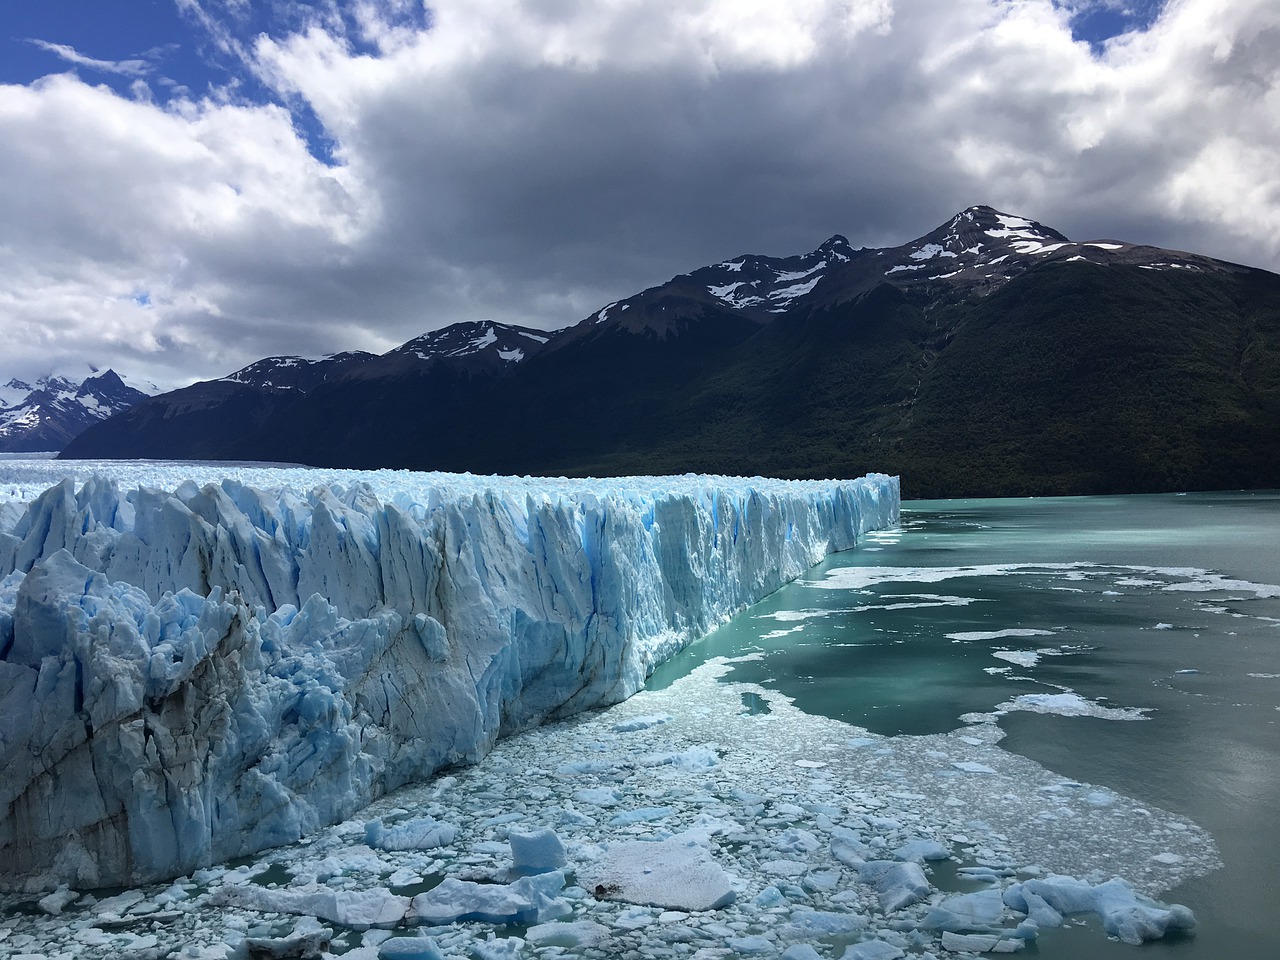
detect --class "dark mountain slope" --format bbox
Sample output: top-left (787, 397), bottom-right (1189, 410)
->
top-left (898, 261), bottom-right (1280, 497)
top-left (521, 259), bottom-right (1280, 497)
top-left (60, 207), bottom-right (1280, 497)
top-left (59, 379), bottom-right (299, 461)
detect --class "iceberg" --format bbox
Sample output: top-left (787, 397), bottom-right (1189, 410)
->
top-left (0, 464), bottom-right (898, 889)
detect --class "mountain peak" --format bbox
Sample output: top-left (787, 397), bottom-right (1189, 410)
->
top-left (391, 320), bottom-right (553, 365)
top-left (817, 234), bottom-right (855, 262)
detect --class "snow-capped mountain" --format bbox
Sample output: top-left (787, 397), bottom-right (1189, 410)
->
top-left (579, 235), bottom-right (858, 335)
top-left (61, 321), bottom-right (557, 463)
top-left (216, 321), bottom-right (551, 391)
top-left (0, 370), bottom-right (151, 452)
top-left (389, 320), bottom-right (552, 367)
top-left (62, 206), bottom-right (1279, 498)
top-left (574, 205), bottom-right (1220, 342)
top-left (221, 350), bottom-right (377, 392)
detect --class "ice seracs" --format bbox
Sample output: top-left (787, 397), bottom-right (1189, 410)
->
top-left (0, 462), bottom-right (898, 889)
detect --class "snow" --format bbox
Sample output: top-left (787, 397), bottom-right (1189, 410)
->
top-left (909, 244), bottom-right (957, 261)
top-left (774, 262), bottom-right (828, 283)
top-left (1086, 242), bottom-right (1124, 250)
top-left (769, 276), bottom-right (823, 302)
top-left (0, 459), bottom-right (898, 889)
top-left (708, 282), bottom-right (766, 309)
top-left (447, 327), bottom-right (498, 356)
top-left (496, 348), bottom-right (524, 362)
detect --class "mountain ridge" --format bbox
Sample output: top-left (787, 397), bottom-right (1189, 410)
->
top-left (0, 370), bottom-right (152, 453)
top-left (59, 207), bottom-right (1280, 498)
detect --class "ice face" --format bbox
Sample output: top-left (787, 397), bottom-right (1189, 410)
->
top-left (0, 462), bottom-right (898, 889)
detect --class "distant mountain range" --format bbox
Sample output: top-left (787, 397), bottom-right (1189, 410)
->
top-left (60, 206), bottom-right (1280, 497)
top-left (0, 370), bottom-right (151, 453)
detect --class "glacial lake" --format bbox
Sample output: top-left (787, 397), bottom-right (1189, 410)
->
top-left (651, 491), bottom-right (1280, 959)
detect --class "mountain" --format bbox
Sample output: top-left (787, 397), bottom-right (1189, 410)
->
top-left (60, 321), bottom-right (555, 464)
top-left (0, 370), bottom-right (151, 452)
top-left (61, 207), bottom-right (1280, 497)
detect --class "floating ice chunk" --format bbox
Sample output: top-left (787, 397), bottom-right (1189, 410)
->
top-left (612, 714), bottom-right (672, 732)
top-left (1003, 875), bottom-right (1195, 944)
top-left (946, 629), bottom-right (1055, 642)
top-left (411, 872), bottom-right (569, 926)
top-left (778, 910), bottom-right (865, 939)
top-left (843, 940), bottom-right (906, 960)
top-left (727, 935), bottom-right (775, 954)
top-left (640, 744), bottom-right (719, 771)
top-left (242, 929), bottom-right (334, 959)
top-left (952, 761), bottom-right (998, 775)
top-left (857, 860), bottom-right (932, 912)
top-left (574, 786), bottom-right (623, 806)
top-left (922, 888), bottom-right (1006, 931)
top-left (580, 838), bottom-right (736, 911)
top-left (365, 818), bottom-right (458, 852)
top-left (472, 938), bottom-right (525, 960)
top-left (992, 651), bottom-right (1039, 668)
top-left (831, 830), bottom-right (871, 866)
top-left (781, 947), bottom-right (824, 960)
top-left (378, 936), bottom-right (446, 960)
top-left (1017, 890), bottom-right (1063, 928)
top-left (893, 839), bottom-right (950, 862)
top-left (775, 828), bottom-right (822, 854)
top-left (940, 931), bottom-right (1023, 952)
top-left (509, 828), bottom-right (567, 875)
top-left (38, 884), bottom-right (78, 915)
top-left (1154, 623), bottom-right (1174, 630)
top-left (761, 859), bottom-right (809, 877)
top-left (803, 868), bottom-right (842, 892)
top-left (212, 885), bottom-right (410, 930)
top-left (524, 920), bottom-right (611, 947)
top-left (1093, 878), bottom-right (1196, 944)
top-left (995, 692), bottom-right (1150, 721)
top-left (609, 806), bottom-right (676, 826)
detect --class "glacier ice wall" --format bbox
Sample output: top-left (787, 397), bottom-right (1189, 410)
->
top-left (0, 467), bottom-right (898, 890)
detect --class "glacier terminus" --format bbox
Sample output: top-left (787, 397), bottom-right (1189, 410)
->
top-left (0, 461), bottom-right (899, 890)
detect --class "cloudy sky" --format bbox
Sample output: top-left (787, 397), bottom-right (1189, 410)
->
top-left (1, 0), bottom-right (1277, 390)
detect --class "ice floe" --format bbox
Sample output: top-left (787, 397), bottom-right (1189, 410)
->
top-left (0, 654), bottom-right (1215, 959)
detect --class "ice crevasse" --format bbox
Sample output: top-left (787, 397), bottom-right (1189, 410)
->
top-left (0, 468), bottom-right (898, 890)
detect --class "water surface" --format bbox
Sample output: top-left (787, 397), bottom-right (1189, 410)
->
top-left (651, 491), bottom-right (1280, 958)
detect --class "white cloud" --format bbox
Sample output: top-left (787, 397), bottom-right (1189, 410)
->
top-left (1, 0), bottom-right (1278, 387)
top-left (25, 39), bottom-right (153, 78)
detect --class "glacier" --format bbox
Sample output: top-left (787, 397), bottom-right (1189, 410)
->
top-left (0, 461), bottom-right (898, 890)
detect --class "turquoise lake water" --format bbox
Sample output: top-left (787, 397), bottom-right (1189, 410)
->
top-left (649, 492), bottom-right (1280, 958)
